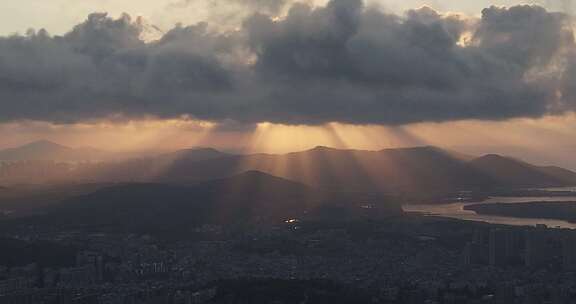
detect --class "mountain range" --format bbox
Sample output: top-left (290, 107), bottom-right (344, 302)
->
top-left (151, 146), bottom-right (576, 194)
top-left (2, 141), bottom-right (576, 195)
top-left (2, 141), bottom-right (575, 233)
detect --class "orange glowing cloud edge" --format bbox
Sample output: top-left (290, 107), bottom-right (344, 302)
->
top-left (0, 113), bottom-right (575, 156)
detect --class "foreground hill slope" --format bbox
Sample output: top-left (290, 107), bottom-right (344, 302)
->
top-left (36, 172), bottom-right (317, 230)
top-left (18, 171), bottom-right (403, 234)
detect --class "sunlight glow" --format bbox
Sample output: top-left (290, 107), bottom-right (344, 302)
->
top-left (1, 114), bottom-right (575, 169)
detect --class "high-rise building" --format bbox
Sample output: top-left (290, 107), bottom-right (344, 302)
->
top-left (473, 229), bottom-right (484, 244)
top-left (562, 232), bottom-right (576, 271)
top-left (463, 242), bottom-right (487, 265)
top-left (490, 229), bottom-right (507, 266)
top-left (76, 251), bottom-right (104, 282)
top-left (525, 230), bottom-right (547, 268)
top-left (462, 229), bottom-right (489, 266)
top-left (504, 230), bottom-right (520, 261)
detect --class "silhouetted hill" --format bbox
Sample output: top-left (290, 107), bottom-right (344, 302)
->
top-left (157, 147), bottom-right (230, 163)
top-left (156, 146), bottom-right (489, 195)
top-left (64, 148), bottom-right (231, 183)
top-left (4, 145), bottom-right (575, 195)
top-left (0, 140), bottom-right (109, 161)
top-left (470, 154), bottom-right (576, 187)
top-left (0, 183), bottom-right (119, 217)
top-left (156, 146), bottom-right (576, 195)
top-left (0, 140), bottom-right (70, 160)
top-left (199, 170), bottom-right (312, 198)
top-left (38, 172), bottom-right (316, 231)
top-left (22, 171), bottom-right (402, 234)
top-left (536, 166), bottom-right (576, 184)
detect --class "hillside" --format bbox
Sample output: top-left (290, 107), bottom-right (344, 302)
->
top-left (469, 154), bottom-right (576, 188)
top-left (19, 171), bottom-right (403, 234)
top-left (156, 148), bottom-right (230, 163)
top-left (0, 140), bottom-right (109, 161)
top-left (156, 146), bottom-right (482, 193)
top-left (36, 172), bottom-right (317, 231)
top-left (2, 145), bottom-right (575, 196)
top-left (0, 183), bottom-right (117, 217)
top-left (157, 146), bottom-right (563, 194)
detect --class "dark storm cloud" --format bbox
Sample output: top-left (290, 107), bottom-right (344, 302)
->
top-left (0, 0), bottom-right (575, 125)
top-left (242, 2), bottom-right (572, 124)
top-left (0, 14), bottom-right (240, 122)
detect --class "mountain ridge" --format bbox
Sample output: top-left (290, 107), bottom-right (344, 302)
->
top-left (469, 154), bottom-right (576, 187)
top-left (155, 146), bottom-right (576, 194)
top-left (0, 140), bottom-right (109, 161)
top-left (2, 142), bottom-right (575, 194)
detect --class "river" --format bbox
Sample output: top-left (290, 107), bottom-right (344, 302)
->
top-left (404, 195), bottom-right (576, 229)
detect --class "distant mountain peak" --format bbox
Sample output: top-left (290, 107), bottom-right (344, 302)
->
top-left (479, 153), bottom-right (505, 159)
top-left (218, 170), bottom-right (295, 184)
top-left (20, 140), bottom-right (69, 150)
top-left (311, 145), bottom-right (336, 150)
top-left (381, 145), bottom-right (442, 153)
top-left (308, 146), bottom-right (349, 152)
top-left (0, 140), bottom-right (110, 161)
top-left (474, 154), bottom-right (523, 164)
top-left (183, 147), bottom-right (221, 153)
top-left (206, 170), bottom-right (311, 189)
top-left (157, 147), bottom-right (229, 163)
top-left (234, 170), bottom-right (277, 179)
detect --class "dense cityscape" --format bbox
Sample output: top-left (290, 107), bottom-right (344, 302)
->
top-left (3, 214), bottom-right (576, 304)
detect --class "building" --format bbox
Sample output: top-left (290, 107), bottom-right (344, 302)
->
top-left (489, 229), bottom-right (507, 266)
top-left (525, 230), bottom-right (547, 268)
top-left (77, 251), bottom-right (104, 282)
top-left (562, 232), bottom-right (576, 270)
top-left (463, 242), bottom-right (487, 266)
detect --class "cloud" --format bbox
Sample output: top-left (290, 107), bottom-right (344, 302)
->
top-left (0, 0), bottom-right (575, 125)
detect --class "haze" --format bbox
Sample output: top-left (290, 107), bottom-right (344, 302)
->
top-left (5, 1), bottom-right (576, 302)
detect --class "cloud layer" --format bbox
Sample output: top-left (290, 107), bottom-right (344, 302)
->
top-left (1, 0), bottom-right (576, 125)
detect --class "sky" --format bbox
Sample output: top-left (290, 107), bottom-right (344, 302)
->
top-left (0, 0), bottom-right (576, 169)
top-left (0, 1), bottom-right (574, 36)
